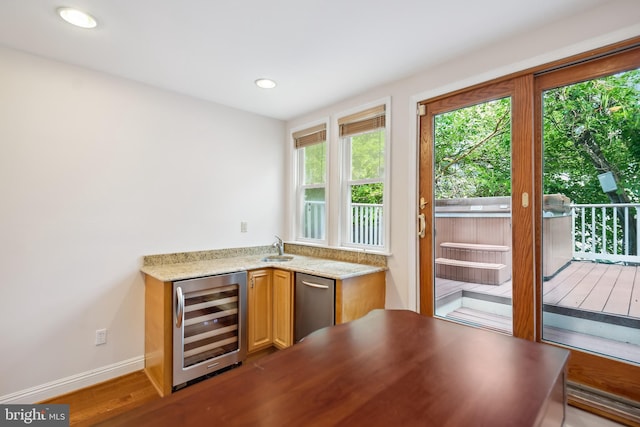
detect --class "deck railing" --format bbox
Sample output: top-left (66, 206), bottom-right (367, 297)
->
top-left (302, 201), bottom-right (383, 246)
top-left (572, 203), bottom-right (640, 263)
top-left (351, 203), bottom-right (384, 246)
top-left (431, 198), bottom-right (640, 265)
top-left (305, 199), bottom-right (640, 260)
top-left (302, 201), bottom-right (325, 240)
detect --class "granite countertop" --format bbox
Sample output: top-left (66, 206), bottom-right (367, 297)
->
top-left (141, 246), bottom-right (387, 282)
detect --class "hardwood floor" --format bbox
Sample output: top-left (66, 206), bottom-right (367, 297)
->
top-left (39, 347), bottom-right (277, 426)
top-left (40, 371), bottom-right (160, 426)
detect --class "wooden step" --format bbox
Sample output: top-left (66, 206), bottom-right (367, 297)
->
top-left (435, 258), bottom-right (504, 269)
top-left (440, 242), bottom-right (510, 252)
top-left (435, 258), bottom-right (510, 285)
top-left (446, 307), bottom-right (512, 333)
top-left (439, 242), bottom-right (511, 270)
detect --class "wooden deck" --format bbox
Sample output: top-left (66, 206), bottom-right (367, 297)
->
top-left (545, 261), bottom-right (640, 318)
top-left (436, 261), bottom-right (640, 319)
top-left (435, 260), bottom-right (640, 364)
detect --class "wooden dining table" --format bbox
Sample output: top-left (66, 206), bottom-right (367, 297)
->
top-left (104, 309), bottom-right (569, 426)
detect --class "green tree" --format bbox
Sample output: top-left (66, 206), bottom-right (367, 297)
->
top-left (303, 142), bottom-right (326, 186)
top-left (350, 129), bottom-right (384, 204)
top-left (542, 70), bottom-right (640, 205)
top-left (434, 97), bottom-right (511, 199)
top-left (432, 70), bottom-right (639, 205)
top-left (543, 69), bottom-right (640, 255)
top-left (431, 69), bottom-right (639, 254)
top-left (303, 142), bottom-right (326, 202)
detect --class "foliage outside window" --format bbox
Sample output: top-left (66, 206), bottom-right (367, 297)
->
top-left (431, 69), bottom-right (639, 256)
top-left (432, 70), bottom-right (639, 206)
top-left (542, 69), bottom-right (640, 256)
top-left (542, 70), bottom-right (640, 205)
top-left (434, 98), bottom-right (511, 200)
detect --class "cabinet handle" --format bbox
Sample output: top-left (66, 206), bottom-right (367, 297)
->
top-left (302, 280), bottom-right (329, 290)
top-left (175, 286), bottom-right (184, 328)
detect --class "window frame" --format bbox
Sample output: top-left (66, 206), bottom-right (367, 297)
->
top-left (337, 98), bottom-right (391, 252)
top-left (292, 119), bottom-right (330, 245)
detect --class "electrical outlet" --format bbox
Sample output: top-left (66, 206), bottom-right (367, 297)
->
top-left (240, 221), bottom-right (248, 233)
top-left (95, 328), bottom-right (107, 346)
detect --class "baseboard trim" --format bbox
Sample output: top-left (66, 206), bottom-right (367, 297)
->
top-left (568, 381), bottom-right (640, 426)
top-left (0, 356), bottom-right (144, 404)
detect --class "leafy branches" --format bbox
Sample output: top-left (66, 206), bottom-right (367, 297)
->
top-left (432, 69), bottom-right (639, 206)
top-left (543, 70), bottom-right (640, 204)
top-left (434, 97), bottom-right (512, 199)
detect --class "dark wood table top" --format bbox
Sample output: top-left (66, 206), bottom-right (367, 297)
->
top-left (105, 309), bottom-right (569, 426)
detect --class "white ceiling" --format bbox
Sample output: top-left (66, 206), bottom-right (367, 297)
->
top-left (0, 0), bottom-right (614, 120)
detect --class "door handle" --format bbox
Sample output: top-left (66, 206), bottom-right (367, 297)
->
top-left (175, 286), bottom-right (184, 328)
top-left (302, 280), bottom-right (329, 289)
top-left (418, 213), bottom-right (426, 238)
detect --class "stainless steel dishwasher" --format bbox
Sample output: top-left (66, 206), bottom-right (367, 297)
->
top-left (295, 273), bottom-right (335, 343)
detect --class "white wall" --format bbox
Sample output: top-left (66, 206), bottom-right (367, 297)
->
top-left (285, 1), bottom-right (640, 313)
top-left (0, 46), bottom-right (285, 401)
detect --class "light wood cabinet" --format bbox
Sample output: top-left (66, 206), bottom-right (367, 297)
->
top-left (247, 269), bottom-right (273, 353)
top-left (248, 268), bottom-right (385, 352)
top-left (335, 270), bottom-right (386, 324)
top-left (272, 269), bottom-right (294, 349)
top-left (144, 265), bottom-right (385, 396)
top-left (144, 275), bottom-right (173, 397)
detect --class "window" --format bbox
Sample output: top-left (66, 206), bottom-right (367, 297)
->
top-left (293, 122), bottom-right (327, 242)
top-left (291, 100), bottom-right (390, 252)
top-left (339, 103), bottom-right (389, 249)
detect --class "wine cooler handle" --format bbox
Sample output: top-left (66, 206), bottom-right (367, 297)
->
top-left (175, 286), bottom-right (184, 328)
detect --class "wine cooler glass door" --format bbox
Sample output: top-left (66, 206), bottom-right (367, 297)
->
top-left (173, 272), bottom-right (247, 387)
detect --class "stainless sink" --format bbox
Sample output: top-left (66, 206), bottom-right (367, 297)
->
top-left (261, 255), bottom-right (294, 262)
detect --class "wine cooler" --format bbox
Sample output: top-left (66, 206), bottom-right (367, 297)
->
top-left (172, 271), bottom-right (247, 388)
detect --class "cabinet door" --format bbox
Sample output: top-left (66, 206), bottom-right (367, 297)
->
top-left (247, 269), bottom-right (273, 353)
top-left (272, 269), bottom-right (293, 349)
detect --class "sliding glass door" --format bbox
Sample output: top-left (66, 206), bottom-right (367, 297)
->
top-left (535, 47), bottom-right (640, 402)
top-left (419, 43), bottom-right (640, 410)
top-left (419, 76), bottom-right (534, 340)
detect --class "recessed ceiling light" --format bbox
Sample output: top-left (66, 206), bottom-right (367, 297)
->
top-left (57, 7), bottom-right (97, 29)
top-left (255, 78), bottom-right (277, 89)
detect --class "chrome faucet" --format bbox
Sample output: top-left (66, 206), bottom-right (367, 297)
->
top-left (273, 235), bottom-right (284, 255)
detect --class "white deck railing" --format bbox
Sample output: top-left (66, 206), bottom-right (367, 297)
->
top-left (302, 201), bottom-right (383, 246)
top-left (352, 203), bottom-right (384, 246)
top-left (572, 203), bottom-right (640, 263)
top-left (305, 200), bottom-right (639, 260)
top-left (302, 201), bottom-right (325, 240)
top-left (431, 199), bottom-right (640, 265)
